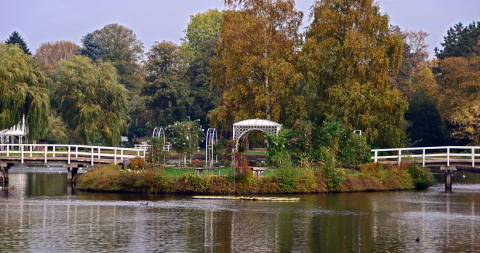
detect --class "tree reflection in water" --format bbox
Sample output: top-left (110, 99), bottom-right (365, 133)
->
top-left (0, 172), bottom-right (480, 252)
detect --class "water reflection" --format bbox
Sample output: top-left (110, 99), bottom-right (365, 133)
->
top-left (0, 172), bottom-right (480, 252)
top-left (1, 173), bottom-right (68, 199)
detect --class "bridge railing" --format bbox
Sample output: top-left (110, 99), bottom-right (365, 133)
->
top-left (371, 146), bottom-right (480, 167)
top-left (0, 144), bottom-right (146, 166)
top-left (134, 144), bottom-right (171, 151)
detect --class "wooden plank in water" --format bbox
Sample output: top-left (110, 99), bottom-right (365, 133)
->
top-left (193, 196), bottom-right (300, 201)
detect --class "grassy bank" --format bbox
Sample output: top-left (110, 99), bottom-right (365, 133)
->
top-left (77, 162), bottom-right (436, 194)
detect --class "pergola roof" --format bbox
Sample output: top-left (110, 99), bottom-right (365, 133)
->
top-left (233, 119), bottom-right (281, 127)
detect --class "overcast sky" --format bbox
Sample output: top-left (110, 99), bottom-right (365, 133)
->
top-left (1, 0), bottom-right (479, 59)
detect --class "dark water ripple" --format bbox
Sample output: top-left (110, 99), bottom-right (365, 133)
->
top-left (1, 170), bottom-right (480, 252)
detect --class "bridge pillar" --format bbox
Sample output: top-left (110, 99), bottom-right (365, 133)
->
top-left (440, 165), bottom-right (456, 192)
top-left (0, 185), bottom-right (8, 199)
top-left (67, 184), bottom-right (76, 195)
top-left (67, 166), bottom-right (79, 184)
top-left (445, 170), bottom-right (453, 192)
top-left (0, 166), bottom-right (11, 183)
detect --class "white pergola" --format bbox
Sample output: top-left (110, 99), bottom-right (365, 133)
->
top-left (205, 128), bottom-right (217, 166)
top-left (0, 115), bottom-right (27, 145)
top-left (152, 127), bottom-right (165, 140)
top-left (230, 119), bottom-right (281, 190)
top-left (232, 119), bottom-right (281, 150)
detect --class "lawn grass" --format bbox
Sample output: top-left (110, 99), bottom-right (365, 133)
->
top-left (163, 167), bottom-right (196, 177)
top-left (260, 167), bottom-right (278, 176)
top-left (162, 166), bottom-right (233, 177)
top-left (242, 151), bottom-right (267, 155)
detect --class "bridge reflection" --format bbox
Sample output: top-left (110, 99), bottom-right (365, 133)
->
top-left (0, 173), bottom-right (75, 199)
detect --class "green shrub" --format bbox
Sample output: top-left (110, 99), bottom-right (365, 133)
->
top-left (146, 137), bottom-right (168, 165)
top-left (296, 163), bottom-right (318, 192)
top-left (338, 132), bottom-right (371, 168)
top-left (320, 147), bottom-right (345, 190)
top-left (265, 129), bottom-right (290, 166)
top-left (404, 163), bottom-right (436, 189)
top-left (176, 172), bottom-right (232, 193)
top-left (127, 157), bottom-right (146, 170)
top-left (77, 164), bottom-right (123, 191)
top-left (276, 159), bottom-right (298, 193)
top-left (359, 163), bottom-right (415, 190)
top-left (257, 176), bottom-right (281, 193)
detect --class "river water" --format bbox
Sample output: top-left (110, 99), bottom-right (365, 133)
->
top-left (1, 168), bottom-right (480, 252)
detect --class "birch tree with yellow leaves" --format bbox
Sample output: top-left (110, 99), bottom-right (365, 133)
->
top-left (209, 0), bottom-right (304, 129)
top-left (302, 0), bottom-right (407, 147)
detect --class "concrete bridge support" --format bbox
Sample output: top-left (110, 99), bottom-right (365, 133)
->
top-left (0, 164), bottom-right (13, 184)
top-left (67, 166), bottom-right (79, 184)
top-left (0, 186), bottom-right (7, 199)
top-left (445, 170), bottom-right (453, 192)
top-left (67, 184), bottom-right (76, 195)
top-left (440, 165), bottom-right (456, 192)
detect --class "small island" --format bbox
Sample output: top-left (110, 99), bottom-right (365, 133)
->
top-left (77, 117), bottom-right (436, 195)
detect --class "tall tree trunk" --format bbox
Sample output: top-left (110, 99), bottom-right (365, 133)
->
top-left (264, 24), bottom-right (270, 121)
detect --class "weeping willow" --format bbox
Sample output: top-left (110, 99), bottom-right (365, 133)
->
top-left (0, 43), bottom-right (50, 140)
top-left (52, 55), bottom-right (128, 145)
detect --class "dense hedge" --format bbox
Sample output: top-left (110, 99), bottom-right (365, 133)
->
top-left (77, 162), bottom-right (436, 194)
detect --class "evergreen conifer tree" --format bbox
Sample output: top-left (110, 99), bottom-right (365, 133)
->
top-left (5, 31), bottom-right (31, 55)
top-left (435, 21), bottom-right (480, 59)
top-left (80, 33), bottom-right (104, 62)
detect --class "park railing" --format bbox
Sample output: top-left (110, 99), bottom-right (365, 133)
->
top-left (0, 144), bottom-right (146, 166)
top-left (371, 146), bottom-right (480, 167)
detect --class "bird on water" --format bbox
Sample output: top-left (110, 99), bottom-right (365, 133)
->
top-left (140, 202), bottom-right (148, 206)
top-left (416, 238), bottom-right (420, 242)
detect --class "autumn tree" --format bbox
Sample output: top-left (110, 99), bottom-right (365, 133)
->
top-left (209, 0), bottom-right (303, 129)
top-left (432, 45), bottom-right (480, 144)
top-left (181, 9), bottom-right (222, 58)
top-left (140, 41), bottom-right (191, 129)
top-left (389, 27), bottom-right (429, 101)
top-left (0, 43), bottom-right (49, 140)
top-left (5, 31), bottom-right (31, 55)
top-left (52, 55), bottom-right (128, 145)
top-left (430, 23), bottom-right (480, 144)
top-left (302, 0), bottom-right (406, 147)
top-left (186, 38), bottom-right (221, 131)
top-left (385, 27), bottom-right (454, 147)
top-left (87, 24), bottom-right (144, 93)
top-left (435, 21), bottom-right (480, 59)
top-left (34, 40), bottom-right (78, 72)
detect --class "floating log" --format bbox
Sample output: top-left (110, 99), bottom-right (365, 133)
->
top-left (193, 196), bottom-right (300, 202)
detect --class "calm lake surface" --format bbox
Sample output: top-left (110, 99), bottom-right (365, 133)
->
top-left (1, 167), bottom-right (480, 252)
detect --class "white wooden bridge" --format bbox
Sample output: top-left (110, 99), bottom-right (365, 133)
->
top-left (371, 146), bottom-right (480, 191)
top-left (0, 144), bottom-right (146, 183)
top-left (371, 146), bottom-right (480, 167)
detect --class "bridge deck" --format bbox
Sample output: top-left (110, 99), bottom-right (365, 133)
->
top-left (372, 146), bottom-right (480, 169)
top-left (378, 158), bottom-right (480, 164)
top-left (0, 156), bottom-right (118, 166)
top-left (0, 144), bottom-right (145, 169)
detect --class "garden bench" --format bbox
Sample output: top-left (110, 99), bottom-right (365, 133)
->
top-left (251, 167), bottom-right (266, 178)
top-left (196, 167), bottom-right (221, 175)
